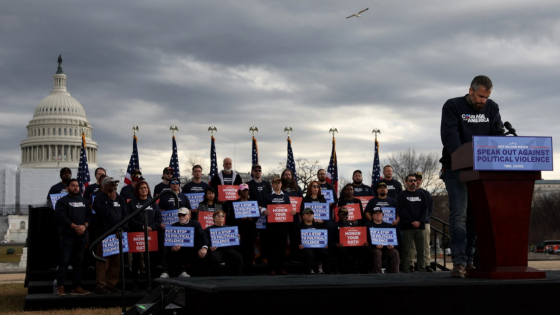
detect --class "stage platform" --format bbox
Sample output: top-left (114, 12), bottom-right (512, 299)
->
top-left (156, 271), bottom-right (560, 315)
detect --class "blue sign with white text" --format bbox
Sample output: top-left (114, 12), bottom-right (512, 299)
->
top-left (185, 193), bottom-right (204, 209)
top-left (210, 226), bottom-right (240, 248)
top-left (381, 207), bottom-right (396, 224)
top-left (369, 228), bottom-right (398, 246)
top-left (473, 136), bottom-right (553, 171)
top-left (164, 226), bottom-right (194, 247)
top-left (232, 201), bottom-right (260, 218)
top-left (161, 210), bottom-right (179, 226)
top-left (256, 216), bottom-right (267, 230)
top-left (301, 229), bottom-right (328, 248)
top-left (304, 203), bottom-right (330, 220)
top-left (102, 232), bottom-right (129, 257)
top-left (322, 190), bottom-right (334, 204)
top-left (50, 193), bottom-right (67, 209)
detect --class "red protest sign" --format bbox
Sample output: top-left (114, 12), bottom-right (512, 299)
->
top-left (334, 204), bottom-right (362, 222)
top-left (127, 231), bottom-right (159, 253)
top-left (356, 196), bottom-right (373, 209)
top-left (289, 196), bottom-right (303, 213)
top-left (339, 227), bottom-right (367, 247)
top-left (198, 211), bottom-right (226, 229)
top-left (267, 204), bottom-right (293, 223)
top-left (218, 185), bottom-right (239, 202)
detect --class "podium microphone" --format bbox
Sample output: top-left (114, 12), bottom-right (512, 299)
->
top-left (504, 121), bottom-right (518, 136)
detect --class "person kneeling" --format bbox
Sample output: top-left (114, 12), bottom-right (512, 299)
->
top-left (205, 210), bottom-right (243, 276)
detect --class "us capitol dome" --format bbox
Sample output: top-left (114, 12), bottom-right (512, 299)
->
top-left (20, 55), bottom-right (98, 169)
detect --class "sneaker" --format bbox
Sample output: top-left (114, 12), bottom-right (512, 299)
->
top-left (96, 288), bottom-right (111, 295)
top-left (310, 269), bottom-right (315, 274)
top-left (57, 286), bottom-right (65, 297)
top-left (71, 286), bottom-right (90, 295)
top-left (451, 264), bottom-right (465, 278)
top-left (179, 272), bottom-right (190, 278)
top-left (160, 272), bottom-right (170, 278)
top-left (318, 268), bottom-right (324, 274)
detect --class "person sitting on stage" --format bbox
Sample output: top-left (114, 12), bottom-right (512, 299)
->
top-left (198, 187), bottom-right (226, 213)
top-left (128, 180), bottom-right (162, 289)
top-left (298, 208), bottom-right (330, 275)
top-left (167, 208), bottom-right (209, 277)
top-left (366, 208), bottom-right (400, 273)
top-left (329, 207), bottom-right (372, 274)
top-left (204, 210), bottom-right (243, 276)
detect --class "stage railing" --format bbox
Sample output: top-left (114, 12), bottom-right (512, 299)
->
top-left (430, 216), bottom-right (451, 271)
top-left (88, 190), bottom-right (178, 314)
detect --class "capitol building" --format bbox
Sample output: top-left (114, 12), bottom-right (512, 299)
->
top-left (19, 56), bottom-right (98, 169)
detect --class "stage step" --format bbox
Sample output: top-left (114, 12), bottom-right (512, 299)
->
top-left (24, 290), bottom-right (149, 311)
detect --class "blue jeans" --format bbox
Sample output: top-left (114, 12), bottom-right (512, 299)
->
top-left (57, 234), bottom-right (86, 288)
top-left (443, 169), bottom-right (476, 266)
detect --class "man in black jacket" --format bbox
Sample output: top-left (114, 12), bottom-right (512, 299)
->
top-left (54, 179), bottom-right (91, 297)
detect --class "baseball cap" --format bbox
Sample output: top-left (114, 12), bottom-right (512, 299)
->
top-left (377, 182), bottom-right (388, 188)
top-left (178, 208), bottom-right (190, 215)
top-left (102, 177), bottom-right (119, 187)
top-left (239, 183), bottom-right (249, 191)
top-left (302, 208), bottom-right (314, 215)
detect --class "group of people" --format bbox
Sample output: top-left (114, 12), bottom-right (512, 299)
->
top-left (48, 74), bottom-right (505, 296)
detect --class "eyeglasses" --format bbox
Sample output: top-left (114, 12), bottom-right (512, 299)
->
top-left (253, 170), bottom-right (262, 172)
top-left (215, 215), bottom-right (225, 218)
top-left (170, 181), bottom-right (180, 184)
top-left (178, 213), bottom-right (187, 217)
top-left (311, 185), bottom-right (319, 188)
top-left (408, 179), bottom-right (417, 182)
top-left (165, 172), bottom-right (174, 175)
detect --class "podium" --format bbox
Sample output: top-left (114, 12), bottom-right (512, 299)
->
top-left (452, 141), bottom-right (546, 279)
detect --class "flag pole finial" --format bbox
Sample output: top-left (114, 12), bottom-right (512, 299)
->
top-left (169, 126), bottom-right (178, 137)
top-left (249, 126), bottom-right (259, 137)
top-left (132, 125), bottom-right (139, 136)
top-left (284, 126), bottom-right (293, 138)
top-left (78, 122), bottom-right (88, 136)
top-left (329, 127), bottom-right (338, 138)
top-left (372, 128), bottom-right (381, 141)
top-left (208, 126), bottom-right (217, 136)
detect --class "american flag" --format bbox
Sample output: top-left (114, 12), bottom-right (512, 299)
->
top-left (252, 136), bottom-right (259, 165)
top-left (208, 136), bottom-right (218, 185)
top-left (123, 135), bottom-right (140, 186)
top-left (286, 137), bottom-right (298, 184)
top-left (77, 133), bottom-right (90, 195)
top-left (169, 135), bottom-right (180, 178)
top-left (326, 136), bottom-right (338, 193)
top-left (371, 139), bottom-right (381, 187)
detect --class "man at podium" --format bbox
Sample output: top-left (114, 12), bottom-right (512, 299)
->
top-left (439, 75), bottom-right (504, 278)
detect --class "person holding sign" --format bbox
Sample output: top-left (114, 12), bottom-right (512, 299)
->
top-left (167, 208), bottom-right (210, 278)
top-left (210, 157), bottom-right (243, 192)
top-left (247, 164), bottom-right (272, 265)
top-left (47, 167), bottom-right (72, 207)
top-left (204, 210), bottom-right (243, 276)
top-left (337, 184), bottom-right (363, 225)
top-left (440, 75), bottom-right (502, 278)
top-left (364, 183), bottom-right (398, 223)
top-left (301, 181), bottom-right (328, 213)
top-left (92, 176), bottom-right (128, 294)
top-left (298, 208), bottom-right (330, 275)
top-left (227, 183), bottom-right (258, 275)
top-left (317, 169), bottom-right (337, 204)
top-left (127, 181), bottom-right (162, 288)
top-left (366, 208), bottom-right (400, 273)
top-left (282, 168), bottom-right (304, 263)
top-left (263, 176), bottom-right (293, 275)
top-left (397, 174), bottom-right (428, 273)
top-left (329, 207), bottom-right (372, 274)
top-left (54, 179), bottom-right (91, 297)
top-left (198, 187), bottom-right (227, 213)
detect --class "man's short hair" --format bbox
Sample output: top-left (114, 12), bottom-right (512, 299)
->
top-left (383, 165), bottom-right (393, 171)
top-left (317, 169), bottom-right (326, 175)
top-left (406, 174), bottom-right (416, 181)
top-left (94, 167), bottom-right (106, 176)
top-left (192, 165), bottom-right (202, 172)
top-left (470, 75), bottom-right (493, 92)
top-left (66, 178), bottom-right (79, 187)
top-left (252, 164), bottom-right (262, 171)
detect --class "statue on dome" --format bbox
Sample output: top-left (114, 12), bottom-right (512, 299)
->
top-left (56, 55), bottom-right (64, 74)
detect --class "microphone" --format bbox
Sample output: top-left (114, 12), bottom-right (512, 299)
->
top-left (504, 121), bottom-right (517, 136)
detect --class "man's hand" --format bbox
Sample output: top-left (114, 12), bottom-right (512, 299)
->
top-left (336, 243), bottom-right (343, 248)
top-left (298, 244), bottom-right (304, 250)
top-left (376, 244), bottom-right (383, 249)
top-left (198, 247), bottom-right (207, 258)
top-left (387, 245), bottom-right (394, 250)
top-left (412, 221), bottom-right (420, 228)
top-left (75, 225), bottom-right (86, 235)
top-left (171, 244), bottom-right (181, 252)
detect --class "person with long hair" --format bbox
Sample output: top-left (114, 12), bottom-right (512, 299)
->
top-left (198, 187), bottom-right (226, 213)
top-left (337, 184), bottom-right (363, 225)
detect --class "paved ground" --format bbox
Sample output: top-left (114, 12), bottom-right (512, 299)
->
top-left (0, 273), bottom-right (25, 284)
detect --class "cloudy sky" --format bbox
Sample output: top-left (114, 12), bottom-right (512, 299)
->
top-left (2, 0), bottom-right (559, 181)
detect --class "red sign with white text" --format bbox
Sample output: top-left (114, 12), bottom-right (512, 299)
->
top-left (198, 211), bottom-right (226, 229)
top-left (356, 196), bottom-right (373, 209)
top-left (289, 196), bottom-right (303, 213)
top-left (334, 204), bottom-right (362, 222)
top-left (339, 227), bottom-right (367, 247)
top-left (127, 231), bottom-right (159, 253)
top-left (267, 204), bottom-right (293, 223)
top-left (218, 185), bottom-right (239, 202)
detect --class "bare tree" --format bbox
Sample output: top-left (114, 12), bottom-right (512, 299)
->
top-left (384, 148), bottom-right (444, 194)
top-left (529, 193), bottom-right (560, 243)
top-left (275, 158), bottom-right (324, 193)
top-left (181, 154), bottom-right (208, 183)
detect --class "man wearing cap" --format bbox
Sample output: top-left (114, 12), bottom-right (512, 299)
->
top-left (374, 165), bottom-right (403, 199)
top-left (329, 207), bottom-right (372, 274)
top-left (298, 208), bottom-right (330, 275)
top-left (54, 178), bottom-right (91, 297)
top-left (119, 169), bottom-right (144, 200)
top-left (47, 167), bottom-right (73, 207)
top-left (227, 183), bottom-right (258, 274)
top-left (182, 165), bottom-right (210, 194)
top-left (154, 167), bottom-right (174, 196)
top-left (366, 208), bottom-right (400, 273)
top-left (92, 176), bottom-right (128, 294)
top-left (351, 170), bottom-right (373, 197)
top-left (210, 157), bottom-right (243, 193)
top-left (83, 167), bottom-right (106, 201)
top-left (397, 174), bottom-right (428, 273)
top-left (166, 208), bottom-right (210, 277)
top-left (247, 164), bottom-right (272, 209)
top-left (415, 172), bottom-right (435, 272)
top-left (364, 182), bottom-right (398, 223)
top-left (159, 177), bottom-right (192, 211)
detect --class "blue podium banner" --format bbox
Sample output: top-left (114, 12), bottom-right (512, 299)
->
top-left (473, 136), bottom-right (553, 171)
top-left (164, 226), bottom-right (195, 247)
top-left (232, 201), bottom-right (260, 218)
top-left (301, 229), bottom-right (328, 248)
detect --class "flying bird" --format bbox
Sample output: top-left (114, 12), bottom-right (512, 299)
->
top-left (346, 8), bottom-right (369, 19)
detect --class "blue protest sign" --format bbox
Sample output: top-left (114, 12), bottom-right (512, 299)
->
top-left (304, 203), bottom-right (330, 220)
top-left (210, 226), bottom-right (240, 248)
top-left (301, 229), bottom-right (328, 248)
top-left (164, 226), bottom-right (195, 247)
top-left (185, 193), bottom-right (204, 209)
top-left (233, 201), bottom-right (260, 218)
top-left (322, 190), bottom-right (334, 204)
top-left (102, 232), bottom-right (129, 257)
top-left (473, 136), bottom-right (553, 171)
top-left (50, 193), bottom-right (67, 209)
top-left (161, 210), bottom-right (179, 226)
top-left (381, 207), bottom-right (396, 224)
top-left (256, 216), bottom-right (267, 230)
top-left (369, 228), bottom-right (398, 246)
